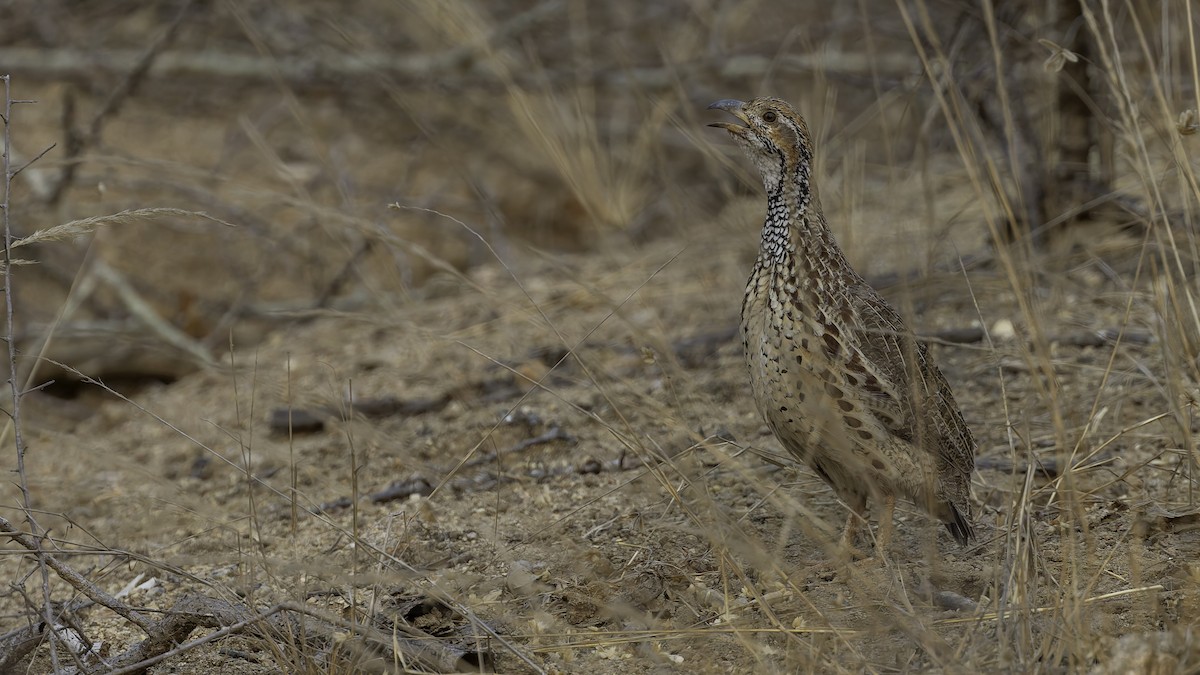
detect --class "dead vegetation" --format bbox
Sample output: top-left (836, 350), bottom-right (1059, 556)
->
top-left (0, 0), bottom-right (1198, 673)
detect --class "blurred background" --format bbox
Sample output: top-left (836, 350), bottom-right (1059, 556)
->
top-left (2, 2), bottom-right (1200, 672)
top-left (4, 0), bottom-right (1193, 400)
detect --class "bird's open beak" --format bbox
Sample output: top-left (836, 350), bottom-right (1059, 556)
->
top-left (707, 99), bottom-right (749, 131)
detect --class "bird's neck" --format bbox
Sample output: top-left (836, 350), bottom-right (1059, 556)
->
top-left (760, 173), bottom-right (838, 269)
top-left (757, 167), bottom-right (859, 308)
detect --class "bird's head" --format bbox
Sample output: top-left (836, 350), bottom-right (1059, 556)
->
top-left (708, 97), bottom-right (814, 198)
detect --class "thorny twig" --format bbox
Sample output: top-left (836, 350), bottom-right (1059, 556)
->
top-left (2, 74), bottom-right (61, 669)
top-left (0, 516), bottom-right (156, 634)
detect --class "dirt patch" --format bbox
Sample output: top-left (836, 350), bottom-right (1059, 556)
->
top-left (1, 2), bottom-right (1198, 673)
top-left (7, 229), bottom-right (1198, 671)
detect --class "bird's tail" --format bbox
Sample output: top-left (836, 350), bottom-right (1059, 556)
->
top-left (944, 503), bottom-right (974, 546)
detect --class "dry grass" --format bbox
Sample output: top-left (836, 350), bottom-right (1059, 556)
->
top-left (1, 0), bottom-right (1199, 673)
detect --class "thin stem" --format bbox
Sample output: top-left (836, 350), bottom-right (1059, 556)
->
top-left (1, 74), bottom-right (59, 669)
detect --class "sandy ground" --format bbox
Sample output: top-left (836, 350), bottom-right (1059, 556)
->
top-left (2, 3), bottom-right (1200, 673)
top-left (8, 198), bottom-right (1199, 672)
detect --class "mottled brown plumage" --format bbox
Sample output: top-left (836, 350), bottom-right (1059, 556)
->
top-left (708, 97), bottom-right (975, 552)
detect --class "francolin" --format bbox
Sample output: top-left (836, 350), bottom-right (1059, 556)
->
top-left (708, 97), bottom-right (975, 555)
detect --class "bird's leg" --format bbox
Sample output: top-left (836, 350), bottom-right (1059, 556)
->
top-left (840, 513), bottom-right (860, 551)
top-left (874, 493), bottom-right (897, 555)
top-left (837, 498), bottom-right (869, 560)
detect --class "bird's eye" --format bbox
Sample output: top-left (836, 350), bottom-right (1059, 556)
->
top-left (762, 110), bottom-right (777, 123)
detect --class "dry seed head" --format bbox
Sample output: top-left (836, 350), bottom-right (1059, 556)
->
top-left (1177, 109), bottom-right (1198, 136)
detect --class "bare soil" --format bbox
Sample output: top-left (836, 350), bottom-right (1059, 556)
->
top-left (2, 2), bottom-right (1199, 673)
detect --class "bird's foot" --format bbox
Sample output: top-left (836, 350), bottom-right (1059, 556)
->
top-left (801, 542), bottom-right (870, 580)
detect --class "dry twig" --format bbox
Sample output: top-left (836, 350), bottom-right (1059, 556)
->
top-left (47, 0), bottom-right (198, 205)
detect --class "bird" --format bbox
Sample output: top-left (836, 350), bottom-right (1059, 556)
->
top-left (707, 97), bottom-right (976, 556)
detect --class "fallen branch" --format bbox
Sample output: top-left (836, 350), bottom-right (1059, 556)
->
top-left (462, 425), bottom-right (574, 469)
top-left (0, 590), bottom-right (499, 674)
top-left (268, 394), bottom-right (451, 436)
top-left (0, 47), bottom-right (916, 90)
top-left (0, 623), bottom-right (46, 673)
top-left (94, 594), bottom-right (490, 675)
top-left (91, 259), bottom-right (218, 368)
top-left (47, 0), bottom-right (197, 205)
top-left (0, 516), bottom-right (154, 633)
top-left (973, 452), bottom-right (1115, 477)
